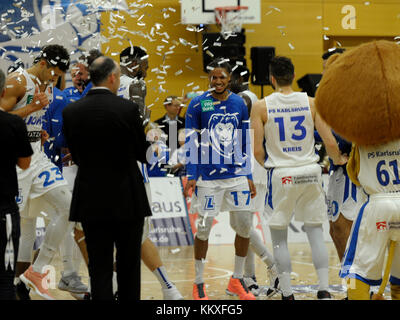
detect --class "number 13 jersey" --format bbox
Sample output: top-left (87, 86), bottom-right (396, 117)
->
top-left (358, 140), bottom-right (400, 194)
top-left (264, 92), bottom-right (319, 168)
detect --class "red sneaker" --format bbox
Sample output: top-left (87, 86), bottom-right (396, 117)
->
top-left (193, 283), bottom-right (209, 300)
top-left (20, 266), bottom-right (55, 300)
top-left (226, 276), bottom-right (256, 300)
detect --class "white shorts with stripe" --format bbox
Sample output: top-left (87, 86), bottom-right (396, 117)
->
top-left (264, 163), bottom-right (327, 229)
top-left (190, 176), bottom-right (251, 217)
top-left (340, 193), bottom-right (400, 286)
top-left (326, 166), bottom-right (367, 222)
top-left (17, 151), bottom-right (68, 217)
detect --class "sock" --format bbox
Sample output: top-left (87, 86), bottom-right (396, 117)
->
top-left (260, 250), bottom-right (275, 268)
top-left (233, 255), bottom-right (246, 279)
top-left (112, 271), bottom-right (118, 294)
top-left (316, 267), bottom-right (329, 291)
top-left (279, 271), bottom-right (293, 297)
top-left (153, 266), bottom-right (174, 289)
top-left (244, 250), bottom-right (255, 278)
top-left (33, 244), bottom-right (55, 273)
top-left (194, 259), bottom-right (205, 284)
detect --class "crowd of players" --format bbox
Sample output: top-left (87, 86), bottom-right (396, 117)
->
top-left (0, 42), bottom-right (398, 301)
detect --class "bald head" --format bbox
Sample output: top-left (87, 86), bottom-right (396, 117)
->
top-left (89, 56), bottom-right (120, 94)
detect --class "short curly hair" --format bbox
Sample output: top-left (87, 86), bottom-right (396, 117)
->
top-left (34, 44), bottom-right (70, 72)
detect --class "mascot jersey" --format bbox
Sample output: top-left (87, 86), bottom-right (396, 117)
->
top-left (263, 92), bottom-right (319, 168)
top-left (12, 68), bottom-right (54, 164)
top-left (185, 90), bottom-right (252, 181)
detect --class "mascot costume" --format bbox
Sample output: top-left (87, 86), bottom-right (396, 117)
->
top-left (315, 40), bottom-right (400, 300)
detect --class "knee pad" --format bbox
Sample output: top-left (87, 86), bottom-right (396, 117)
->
top-left (42, 185), bottom-right (72, 216)
top-left (195, 215), bottom-right (214, 241)
top-left (391, 284), bottom-right (400, 300)
top-left (230, 211), bottom-right (252, 238)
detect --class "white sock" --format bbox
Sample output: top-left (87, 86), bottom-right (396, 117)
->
top-left (153, 266), bottom-right (174, 289)
top-left (316, 267), bottom-right (329, 291)
top-left (244, 250), bottom-right (255, 278)
top-left (279, 271), bottom-right (293, 297)
top-left (33, 244), bottom-right (55, 273)
top-left (112, 271), bottom-right (118, 294)
top-left (260, 250), bottom-right (275, 268)
top-left (233, 255), bottom-right (246, 279)
top-left (194, 259), bottom-right (205, 284)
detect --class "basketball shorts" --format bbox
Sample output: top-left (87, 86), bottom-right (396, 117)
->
top-left (16, 152), bottom-right (68, 217)
top-left (266, 163), bottom-right (327, 229)
top-left (190, 176), bottom-right (251, 217)
top-left (327, 167), bottom-right (367, 222)
top-left (340, 193), bottom-right (400, 285)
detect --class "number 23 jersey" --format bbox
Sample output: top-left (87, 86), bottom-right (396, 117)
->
top-left (264, 92), bottom-right (319, 168)
top-left (358, 140), bottom-right (400, 194)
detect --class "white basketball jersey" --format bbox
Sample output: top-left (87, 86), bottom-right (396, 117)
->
top-left (12, 68), bottom-right (53, 163)
top-left (241, 90), bottom-right (258, 106)
top-left (263, 92), bottom-right (319, 168)
top-left (117, 74), bottom-right (133, 100)
top-left (358, 140), bottom-right (400, 195)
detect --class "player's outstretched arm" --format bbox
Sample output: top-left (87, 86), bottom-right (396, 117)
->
top-left (250, 99), bottom-right (267, 167)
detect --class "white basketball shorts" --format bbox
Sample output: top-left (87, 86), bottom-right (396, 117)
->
top-left (251, 183), bottom-right (267, 214)
top-left (190, 176), bottom-right (251, 217)
top-left (340, 193), bottom-right (400, 285)
top-left (16, 152), bottom-right (68, 216)
top-left (327, 167), bottom-right (367, 222)
top-left (265, 163), bottom-right (327, 229)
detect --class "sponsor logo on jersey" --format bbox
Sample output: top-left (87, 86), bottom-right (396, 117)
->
top-left (376, 221), bottom-right (387, 231)
top-left (282, 176), bottom-right (293, 185)
top-left (26, 94), bottom-right (33, 105)
top-left (201, 99), bottom-right (215, 112)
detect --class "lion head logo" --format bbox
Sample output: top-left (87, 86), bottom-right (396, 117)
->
top-left (207, 113), bottom-right (239, 158)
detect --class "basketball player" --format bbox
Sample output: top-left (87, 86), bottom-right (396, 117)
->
top-left (340, 142), bottom-right (400, 300)
top-left (250, 56), bottom-right (347, 300)
top-left (118, 46), bottom-right (183, 300)
top-left (230, 65), bottom-right (280, 297)
top-left (1, 45), bottom-right (73, 300)
top-left (321, 48), bottom-right (366, 263)
top-left (184, 58), bottom-right (256, 300)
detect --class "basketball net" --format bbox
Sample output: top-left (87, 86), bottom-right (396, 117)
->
top-left (214, 6), bottom-right (248, 38)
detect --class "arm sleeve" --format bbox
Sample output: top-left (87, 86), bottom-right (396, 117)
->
top-left (184, 98), bottom-right (201, 181)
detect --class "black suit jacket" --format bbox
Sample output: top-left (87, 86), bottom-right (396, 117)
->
top-left (62, 89), bottom-right (152, 223)
top-left (154, 114), bottom-right (185, 150)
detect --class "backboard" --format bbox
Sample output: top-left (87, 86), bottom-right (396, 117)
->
top-left (181, 0), bottom-right (261, 25)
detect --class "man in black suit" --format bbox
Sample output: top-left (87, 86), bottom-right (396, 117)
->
top-left (62, 56), bottom-right (151, 300)
top-left (154, 96), bottom-right (185, 154)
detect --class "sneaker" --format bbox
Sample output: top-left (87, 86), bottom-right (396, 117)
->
top-left (226, 277), bottom-right (256, 300)
top-left (243, 276), bottom-right (260, 296)
top-left (58, 272), bottom-right (88, 293)
top-left (15, 280), bottom-right (31, 300)
top-left (317, 290), bottom-right (332, 300)
top-left (163, 285), bottom-right (184, 300)
top-left (193, 283), bottom-right (209, 300)
top-left (20, 266), bottom-right (55, 300)
top-left (266, 264), bottom-right (280, 298)
top-left (282, 293), bottom-right (295, 300)
top-left (69, 292), bottom-right (91, 300)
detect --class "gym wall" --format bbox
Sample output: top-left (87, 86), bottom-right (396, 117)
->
top-left (100, 0), bottom-right (400, 121)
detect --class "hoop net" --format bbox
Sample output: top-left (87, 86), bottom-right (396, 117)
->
top-left (214, 6), bottom-right (248, 37)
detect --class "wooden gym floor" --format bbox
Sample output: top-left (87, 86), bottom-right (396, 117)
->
top-left (30, 242), bottom-right (352, 300)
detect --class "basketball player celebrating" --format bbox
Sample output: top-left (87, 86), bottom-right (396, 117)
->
top-left (250, 56), bottom-right (347, 300)
top-left (184, 58), bottom-right (256, 300)
top-left (118, 46), bottom-right (183, 300)
top-left (1, 45), bottom-right (73, 300)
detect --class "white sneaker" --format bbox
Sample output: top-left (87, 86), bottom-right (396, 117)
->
top-left (244, 276), bottom-right (260, 296)
top-left (266, 264), bottom-right (280, 298)
top-left (162, 285), bottom-right (184, 300)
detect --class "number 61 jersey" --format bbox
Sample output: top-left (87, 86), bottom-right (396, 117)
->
top-left (263, 92), bottom-right (319, 168)
top-left (357, 140), bottom-right (400, 195)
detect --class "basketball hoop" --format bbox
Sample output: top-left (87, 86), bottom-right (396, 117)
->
top-left (214, 6), bottom-right (248, 38)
